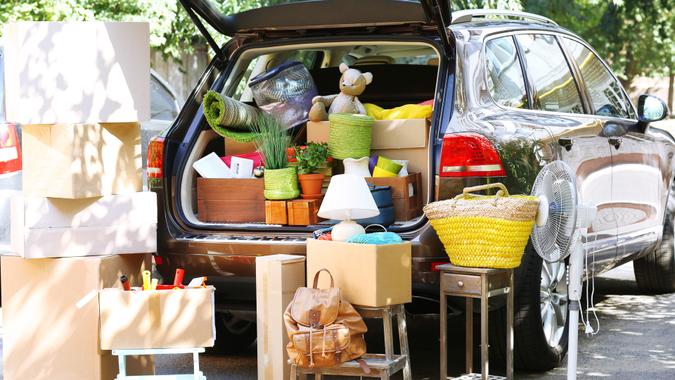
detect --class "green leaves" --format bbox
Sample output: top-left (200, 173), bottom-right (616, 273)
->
top-left (294, 143), bottom-right (329, 175)
top-left (251, 115), bottom-right (290, 170)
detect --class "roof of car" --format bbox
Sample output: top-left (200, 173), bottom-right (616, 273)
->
top-left (449, 19), bottom-right (572, 37)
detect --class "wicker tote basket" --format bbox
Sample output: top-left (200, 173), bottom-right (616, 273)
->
top-left (423, 183), bottom-right (539, 268)
top-left (328, 113), bottom-right (374, 160)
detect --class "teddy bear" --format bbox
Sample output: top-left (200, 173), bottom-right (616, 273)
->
top-left (308, 63), bottom-right (373, 122)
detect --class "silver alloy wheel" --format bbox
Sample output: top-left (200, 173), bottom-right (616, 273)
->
top-left (540, 260), bottom-right (569, 347)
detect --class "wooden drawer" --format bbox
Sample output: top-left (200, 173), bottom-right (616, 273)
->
top-left (441, 271), bottom-right (512, 297)
top-left (441, 273), bottom-right (482, 296)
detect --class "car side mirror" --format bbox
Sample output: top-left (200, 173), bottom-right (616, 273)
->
top-left (638, 94), bottom-right (669, 123)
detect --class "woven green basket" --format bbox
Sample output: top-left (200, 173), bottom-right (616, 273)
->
top-left (264, 167), bottom-right (300, 200)
top-left (328, 113), bottom-right (374, 160)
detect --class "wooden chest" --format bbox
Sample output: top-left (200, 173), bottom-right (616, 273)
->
top-left (197, 178), bottom-right (265, 223)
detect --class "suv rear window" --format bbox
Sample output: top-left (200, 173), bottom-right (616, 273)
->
top-left (516, 34), bottom-right (583, 114)
top-left (485, 36), bottom-right (528, 109)
top-left (563, 38), bottom-right (635, 119)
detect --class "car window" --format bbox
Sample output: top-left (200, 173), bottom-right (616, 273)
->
top-left (485, 36), bottom-right (528, 109)
top-left (563, 38), bottom-right (635, 119)
top-left (516, 34), bottom-right (583, 114)
top-left (150, 75), bottom-right (179, 121)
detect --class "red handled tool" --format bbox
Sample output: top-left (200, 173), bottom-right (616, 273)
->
top-left (173, 268), bottom-right (185, 286)
top-left (120, 275), bottom-right (131, 291)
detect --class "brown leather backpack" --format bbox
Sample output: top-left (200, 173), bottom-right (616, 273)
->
top-left (284, 269), bottom-right (368, 368)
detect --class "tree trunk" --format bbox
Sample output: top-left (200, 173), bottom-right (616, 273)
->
top-left (668, 65), bottom-right (674, 116)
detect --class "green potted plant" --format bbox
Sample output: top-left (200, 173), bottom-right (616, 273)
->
top-left (252, 116), bottom-right (299, 200)
top-left (295, 142), bottom-right (330, 199)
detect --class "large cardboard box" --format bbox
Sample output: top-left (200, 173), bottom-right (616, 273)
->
top-left (308, 119), bottom-right (430, 201)
top-left (99, 286), bottom-right (216, 350)
top-left (307, 119), bottom-right (428, 149)
top-left (306, 239), bottom-right (412, 307)
top-left (224, 138), bottom-right (257, 156)
top-left (11, 192), bottom-right (157, 258)
top-left (22, 123), bottom-right (142, 199)
top-left (255, 255), bottom-right (305, 380)
top-left (1, 254), bottom-right (154, 380)
top-left (3, 22), bottom-right (150, 124)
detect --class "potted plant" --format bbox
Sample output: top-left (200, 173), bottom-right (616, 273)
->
top-left (252, 116), bottom-right (299, 200)
top-left (295, 142), bottom-right (330, 199)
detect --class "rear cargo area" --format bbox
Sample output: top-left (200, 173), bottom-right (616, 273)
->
top-left (178, 41), bottom-right (440, 231)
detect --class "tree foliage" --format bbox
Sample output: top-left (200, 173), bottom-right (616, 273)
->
top-left (0, 0), bottom-right (672, 86)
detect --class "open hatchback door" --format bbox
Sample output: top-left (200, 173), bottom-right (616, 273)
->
top-left (178, 0), bottom-right (454, 58)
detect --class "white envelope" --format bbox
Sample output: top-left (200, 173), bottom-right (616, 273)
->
top-left (193, 152), bottom-right (232, 178)
top-left (231, 156), bottom-right (255, 178)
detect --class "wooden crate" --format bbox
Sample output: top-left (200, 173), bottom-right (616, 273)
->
top-left (197, 178), bottom-right (265, 223)
top-left (366, 173), bottom-right (423, 221)
top-left (265, 201), bottom-right (288, 225)
top-left (287, 199), bottom-right (320, 226)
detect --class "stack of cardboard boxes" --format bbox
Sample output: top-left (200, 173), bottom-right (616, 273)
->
top-left (1, 22), bottom-right (155, 380)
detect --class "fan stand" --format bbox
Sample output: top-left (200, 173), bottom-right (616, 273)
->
top-left (566, 244), bottom-right (585, 380)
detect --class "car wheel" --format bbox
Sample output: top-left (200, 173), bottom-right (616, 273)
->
top-left (491, 243), bottom-right (569, 371)
top-left (209, 312), bottom-right (257, 354)
top-left (634, 213), bottom-right (675, 293)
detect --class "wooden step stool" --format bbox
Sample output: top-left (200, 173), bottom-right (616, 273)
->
top-left (290, 304), bottom-right (412, 380)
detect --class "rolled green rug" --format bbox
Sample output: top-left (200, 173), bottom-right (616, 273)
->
top-left (203, 91), bottom-right (262, 142)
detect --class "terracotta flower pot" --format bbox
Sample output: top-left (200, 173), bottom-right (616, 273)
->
top-left (298, 173), bottom-right (325, 199)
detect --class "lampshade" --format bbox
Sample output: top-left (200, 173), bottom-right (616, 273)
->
top-left (318, 174), bottom-right (379, 220)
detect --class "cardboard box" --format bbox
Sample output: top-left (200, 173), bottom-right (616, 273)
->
top-left (11, 192), bottom-right (157, 258)
top-left (224, 138), bottom-right (257, 156)
top-left (99, 286), bottom-right (216, 350)
top-left (22, 123), bottom-right (142, 199)
top-left (307, 119), bottom-right (428, 149)
top-left (1, 254), bottom-right (154, 380)
top-left (287, 199), bottom-right (320, 226)
top-left (265, 201), bottom-right (288, 225)
top-left (3, 22), bottom-right (150, 124)
top-left (255, 255), bottom-right (305, 380)
top-left (366, 173), bottom-right (423, 221)
top-left (306, 239), bottom-right (412, 307)
top-left (308, 119), bottom-right (430, 201)
top-left (197, 178), bottom-right (265, 223)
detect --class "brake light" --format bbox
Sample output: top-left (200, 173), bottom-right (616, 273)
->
top-left (147, 136), bottom-right (165, 180)
top-left (0, 123), bottom-right (22, 175)
top-left (440, 133), bottom-right (506, 177)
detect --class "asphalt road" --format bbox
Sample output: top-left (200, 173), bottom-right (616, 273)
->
top-left (152, 262), bottom-right (675, 380)
top-left (0, 262), bottom-right (673, 379)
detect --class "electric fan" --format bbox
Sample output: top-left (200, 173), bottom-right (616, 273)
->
top-left (530, 161), bottom-right (597, 380)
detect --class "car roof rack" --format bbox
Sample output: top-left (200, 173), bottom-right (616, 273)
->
top-left (451, 9), bottom-right (558, 26)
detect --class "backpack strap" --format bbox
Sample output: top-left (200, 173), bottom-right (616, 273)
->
top-left (312, 268), bottom-right (335, 289)
top-left (356, 359), bottom-right (371, 374)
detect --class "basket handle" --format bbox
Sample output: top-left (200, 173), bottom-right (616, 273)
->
top-left (462, 183), bottom-right (509, 197)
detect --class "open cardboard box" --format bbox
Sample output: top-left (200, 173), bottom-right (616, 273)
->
top-left (99, 286), bottom-right (216, 350)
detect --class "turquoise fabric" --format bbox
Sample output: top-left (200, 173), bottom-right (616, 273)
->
top-left (346, 232), bottom-right (403, 245)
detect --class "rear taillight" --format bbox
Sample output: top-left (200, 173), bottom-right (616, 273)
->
top-left (0, 123), bottom-right (22, 175)
top-left (440, 133), bottom-right (506, 177)
top-left (147, 136), bottom-right (165, 181)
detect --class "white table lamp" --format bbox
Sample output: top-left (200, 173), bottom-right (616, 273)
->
top-left (318, 174), bottom-right (380, 241)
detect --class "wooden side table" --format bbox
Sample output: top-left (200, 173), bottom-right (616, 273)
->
top-left (113, 347), bottom-right (206, 380)
top-left (437, 264), bottom-right (514, 380)
top-left (290, 304), bottom-right (411, 380)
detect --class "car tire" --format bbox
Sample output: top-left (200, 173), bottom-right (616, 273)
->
top-left (491, 243), bottom-right (569, 371)
top-left (209, 313), bottom-right (257, 354)
top-left (634, 213), bottom-right (675, 293)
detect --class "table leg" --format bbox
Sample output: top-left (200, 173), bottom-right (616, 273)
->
top-left (466, 297), bottom-right (474, 374)
top-left (440, 287), bottom-right (447, 379)
top-left (193, 351), bottom-right (200, 380)
top-left (481, 276), bottom-right (489, 380)
top-left (396, 305), bottom-right (412, 380)
top-left (117, 354), bottom-right (127, 379)
top-left (507, 271), bottom-right (514, 380)
top-left (383, 306), bottom-right (394, 361)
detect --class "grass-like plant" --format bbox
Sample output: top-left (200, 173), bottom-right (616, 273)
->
top-left (295, 143), bottom-right (329, 175)
top-left (251, 115), bottom-right (291, 170)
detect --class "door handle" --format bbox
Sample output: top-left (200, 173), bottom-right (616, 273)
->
top-left (558, 137), bottom-right (573, 151)
top-left (608, 136), bottom-right (622, 150)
